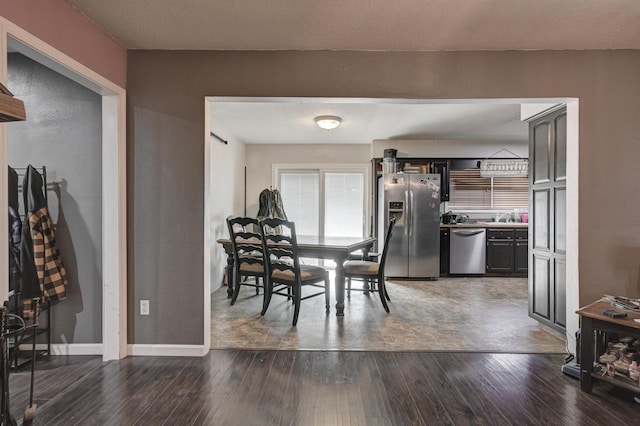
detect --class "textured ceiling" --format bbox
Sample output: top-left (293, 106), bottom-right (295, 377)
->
top-left (65, 0), bottom-right (640, 51)
top-left (60, 1), bottom-right (624, 144)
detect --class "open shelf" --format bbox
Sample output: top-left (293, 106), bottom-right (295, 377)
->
top-left (6, 296), bottom-right (51, 370)
top-left (592, 363), bottom-right (640, 394)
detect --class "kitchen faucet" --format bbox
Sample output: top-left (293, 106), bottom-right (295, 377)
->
top-left (495, 211), bottom-right (513, 222)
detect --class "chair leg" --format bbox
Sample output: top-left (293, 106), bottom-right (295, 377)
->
top-left (377, 276), bottom-right (390, 313)
top-left (255, 277), bottom-right (260, 295)
top-left (261, 277), bottom-right (273, 316)
top-left (292, 284), bottom-right (301, 326)
top-left (230, 269), bottom-right (241, 305)
top-left (347, 277), bottom-right (351, 298)
top-left (324, 277), bottom-right (331, 313)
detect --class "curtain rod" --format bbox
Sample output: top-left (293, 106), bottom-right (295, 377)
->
top-left (210, 131), bottom-right (228, 145)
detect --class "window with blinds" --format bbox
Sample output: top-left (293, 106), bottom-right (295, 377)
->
top-left (279, 171), bottom-right (320, 237)
top-left (324, 172), bottom-right (364, 238)
top-left (277, 166), bottom-right (367, 238)
top-left (448, 168), bottom-right (528, 210)
top-left (278, 166), bottom-right (368, 268)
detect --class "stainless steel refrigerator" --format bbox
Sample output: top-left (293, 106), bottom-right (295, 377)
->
top-left (378, 173), bottom-right (441, 278)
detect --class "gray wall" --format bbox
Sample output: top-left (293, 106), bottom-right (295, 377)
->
top-left (7, 53), bottom-right (102, 344)
top-left (127, 49), bottom-right (640, 346)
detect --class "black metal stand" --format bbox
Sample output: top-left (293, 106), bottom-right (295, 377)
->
top-left (0, 299), bottom-right (41, 426)
top-left (1, 305), bottom-right (19, 426)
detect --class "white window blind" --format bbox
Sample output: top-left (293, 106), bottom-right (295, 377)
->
top-left (324, 172), bottom-right (364, 238)
top-left (279, 172), bottom-right (319, 237)
top-left (492, 176), bottom-right (529, 209)
top-left (449, 168), bottom-right (528, 210)
top-left (278, 166), bottom-right (367, 268)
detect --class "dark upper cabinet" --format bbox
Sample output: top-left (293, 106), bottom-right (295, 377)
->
top-left (373, 158), bottom-right (450, 201)
top-left (431, 161), bottom-right (450, 201)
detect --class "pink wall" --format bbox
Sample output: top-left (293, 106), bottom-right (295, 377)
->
top-left (0, 0), bottom-right (126, 88)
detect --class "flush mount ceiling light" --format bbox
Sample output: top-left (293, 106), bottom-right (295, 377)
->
top-left (314, 115), bottom-right (342, 130)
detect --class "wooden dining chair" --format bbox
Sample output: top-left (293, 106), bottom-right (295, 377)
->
top-left (259, 218), bottom-right (330, 326)
top-left (226, 216), bottom-right (267, 309)
top-left (343, 217), bottom-right (396, 312)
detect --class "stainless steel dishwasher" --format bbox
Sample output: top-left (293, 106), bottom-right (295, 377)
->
top-left (449, 228), bottom-right (486, 274)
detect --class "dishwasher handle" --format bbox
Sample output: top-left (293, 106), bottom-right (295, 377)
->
top-left (451, 229), bottom-right (486, 237)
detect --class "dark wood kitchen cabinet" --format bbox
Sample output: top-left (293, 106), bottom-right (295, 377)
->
top-left (372, 157), bottom-right (450, 201)
top-left (485, 228), bottom-right (528, 275)
top-left (440, 228), bottom-right (450, 275)
top-left (486, 229), bottom-right (515, 273)
top-left (514, 229), bottom-right (529, 273)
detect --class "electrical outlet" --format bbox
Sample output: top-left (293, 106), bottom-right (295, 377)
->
top-left (140, 299), bottom-right (150, 315)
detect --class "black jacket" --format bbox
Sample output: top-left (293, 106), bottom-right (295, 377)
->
top-left (20, 165), bottom-right (45, 300)
top-left (8, 166), bottom-right (21, 292)
top-left (257, 188), bottom-right (287, 220)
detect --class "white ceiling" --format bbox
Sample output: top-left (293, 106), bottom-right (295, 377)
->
top-left (63, 0), bottom-right (635, 144)
top-left (209, 97), bottom-right (536, 145)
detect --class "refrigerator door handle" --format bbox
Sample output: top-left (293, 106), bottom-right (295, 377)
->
top-left (409, 190), bottom-right (414, 237)
top-left (404, 190), bottom-right (409, 236)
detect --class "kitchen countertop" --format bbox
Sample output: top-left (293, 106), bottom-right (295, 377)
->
top-left (441, 223), bottom-right (529, 229)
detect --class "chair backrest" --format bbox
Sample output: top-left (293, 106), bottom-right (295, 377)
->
top-left (259, 218), bottom-right (301, 284)
top-left (378, 217), bottom-right (397, 276)
top-left (226, 216), bottom-right (265, 271)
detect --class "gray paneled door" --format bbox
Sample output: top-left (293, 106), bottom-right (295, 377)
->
top-left (528, 107), bottom-right (567, 333)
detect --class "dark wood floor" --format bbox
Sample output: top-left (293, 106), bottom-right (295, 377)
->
top-left (6, 351), bottom-right (640, 425)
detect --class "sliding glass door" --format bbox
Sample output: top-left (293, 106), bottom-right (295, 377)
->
top-left (324, 172), bottom-right (365, 238)
top-left (276, 165), bottom-right (369, 241)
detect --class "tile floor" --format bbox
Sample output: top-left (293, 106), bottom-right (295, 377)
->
top-left (210, 276), bottom-right (567, 353)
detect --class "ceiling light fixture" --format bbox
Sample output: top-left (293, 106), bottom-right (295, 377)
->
top-left (314, 115), bottom-right (342, 130)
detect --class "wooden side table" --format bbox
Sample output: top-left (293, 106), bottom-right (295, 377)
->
top-left (577, 299), bottom-right (640, 393)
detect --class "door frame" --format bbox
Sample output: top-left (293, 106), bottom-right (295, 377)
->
top-left (0, 18), bottom-right (127, 361)
top-left (204, 96), bottom-right (580, 354)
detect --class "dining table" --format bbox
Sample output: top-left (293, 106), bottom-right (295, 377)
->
top-left (217, 235), bottom-right (377, 316)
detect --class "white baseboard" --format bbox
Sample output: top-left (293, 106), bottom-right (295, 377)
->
top-left (17, 344), bottom-right (104, 355)
top-left (128, 344), bottom-right (207, 357)
top-left (53, 344), bottom-right (103, 355)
